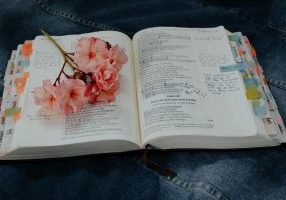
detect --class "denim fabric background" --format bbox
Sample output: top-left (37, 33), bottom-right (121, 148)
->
top-left (0, 0), bottom-right (286, 199)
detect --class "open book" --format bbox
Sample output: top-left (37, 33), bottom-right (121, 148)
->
top-left (0, 26), bottom-right (285, 160)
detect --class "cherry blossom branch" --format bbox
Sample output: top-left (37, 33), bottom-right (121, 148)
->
top-left (41, 30), bottom-right (78, 72)
top-left (41, 30), bottom-right (86, 81)
top-left (65, 56), bottom-right (86, 74)
top-left (53, 61), bottom-right (67, 86)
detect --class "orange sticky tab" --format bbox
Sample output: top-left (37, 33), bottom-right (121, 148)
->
top-left (14, 72), bottom-right (30, 94)
top-left (23, 72), bottom-right (30, 79)
top-left (22, 40), bottom-right (33, 58)
top-left (13, 112), bottom-right (21, 122)
top-left (251, 47), bottom-right (257, 57)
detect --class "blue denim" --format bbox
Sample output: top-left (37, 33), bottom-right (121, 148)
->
top-left (0, 0), bottom-right (286, 199)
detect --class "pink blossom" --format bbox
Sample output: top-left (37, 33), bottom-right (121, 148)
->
top-left (84, 80), bottom-right (100, 104)
top-left (74, 37), bottom-right (109, 73)
top-left (33, 79), bottom-right (59, 112)
top-left (58, 79), bottom-right (88, 114)
top-left (92, 62), bottom-right (120, 102)
top-left (108, 45), bottom-right (127, 72)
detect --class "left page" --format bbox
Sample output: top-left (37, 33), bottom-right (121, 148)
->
top-left (11, 31), bottom-right (141, 152)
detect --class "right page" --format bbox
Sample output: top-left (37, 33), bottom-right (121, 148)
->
top-left (133, 26), bottom-right (268, 147)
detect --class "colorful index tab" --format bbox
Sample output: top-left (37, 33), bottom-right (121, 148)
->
top-left (220, 62), bottom-right (251, 72)
top-left (245, 85), bottom-right (261, 99)
top-left (252, 100), bottom-right (268, 117)
top-left (243, 78), bottom-right (258, 86)
top-left (228, 34), bottom-right (241, 42)
top-left (22, 40), bottom-right (33, 58)
top-left (4, 107), bottom-right (21, 117)
top-left (14, 72), bottom-right (30, 94)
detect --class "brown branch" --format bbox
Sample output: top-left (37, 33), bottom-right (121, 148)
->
top-left (53, 61), bottom-right (67, 86)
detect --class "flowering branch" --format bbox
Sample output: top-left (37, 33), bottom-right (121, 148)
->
top-left (33, 30), bottom-right (128, 116)
top-left (40, 30), bottom-right (85, 74)
top-left (53, 61), bottom-right (66, 86)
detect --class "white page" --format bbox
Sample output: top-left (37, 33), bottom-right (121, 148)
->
top-left (132, 26), bottom-right (257, 144)
top-left (12, 31), bottom-right (140, 148)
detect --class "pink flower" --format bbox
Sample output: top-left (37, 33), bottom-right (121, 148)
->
top-left (33, 80), bottom-right (59, 112)
top-left (58, 79), bottom-right (88, 114)
top-left (74, 37), bottom-right (109, 73)
top-left (92, 62), bottom-right (120, 102)
top-left (84, 80), bottom-right (100, 104)
top-left (108, 45), bottom-right (127, 72)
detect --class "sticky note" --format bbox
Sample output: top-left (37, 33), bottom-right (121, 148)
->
top-left (13, 112), bottom-right (21, 122)
top-left (241, 72), bottom-right (249, 79)
top-left (220, 62), bottom-right (251, 72)
top-left (18, 59), bottom-right (30, 67)
top-left (243, 78), bottom-right (258, 86)
top-left (11, 62), bottom-right (15, 70)
top-left (22, 40), bottom-right (33, 58)
top-left (14, 72), bottom-right (29, 94)
top-left (4, 108), bottom-right (14, 117)
top-left (4, 107), bottom-right (21, 117)
top-left (245, 85), bottom-right (261, 99)
top-left (251, 47), bottom-right (257, 57)
top-left (256, 66), bottom-right (263, 76)
top-left (252, 100), bottom-right (267, 117)
top-left (228, 34), bottom-right (241, 42)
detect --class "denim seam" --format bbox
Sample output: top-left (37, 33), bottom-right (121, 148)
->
top-left (166, 176), bottom-right (229, 200)
top-left (34, 0), bottom-right (127, 34)
top-left (267, 23), bottom-right (286, 34)
top-left (266, 77), bottom-right (286, 90)
top-left (266, 0), bottom-right (286, 36)
top-left (123, 154), bottom-right (229, 200)
top-left (34, 0), bottom-right (286, 90)
top-left (266, 24), bottom-right (286, 39)
top-left (33, 0), bottom-right (286, 42)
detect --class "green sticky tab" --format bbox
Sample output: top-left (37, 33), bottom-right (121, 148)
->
top-left (228, 34), bottom-right (241, 42)
top-left (14, 107), bottom-right (21, 113)
top-left (4, 108), bottom-right (14, 117)
top-left (4, 107), bottom-right (21, 117)
top-left (11, 62), bottom-right (15, 70)
top-left (241, 72), bottom-right (249, 79)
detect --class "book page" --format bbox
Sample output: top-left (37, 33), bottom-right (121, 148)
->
top-left (133, 26), bottom-right (257, 145)
top-left (12, 31), bottom-right (141, 149)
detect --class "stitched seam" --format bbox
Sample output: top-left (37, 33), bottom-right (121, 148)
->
top-left (167, 176), bottom-right (229, 200)
top-left (34, 0), bottom-right (286, 88)
top-left (34, 0), bottom-right (131, 34)
top-left (266, 77), bottom-right (286, 90)
top-left (123, 154), bottom-right (229, 200)
top-left (266, 24), bottom-right (286, 39)
top-left (268, 23), bottom-right (286, 34)
top-left (267, 0), bottom-right (286, 34)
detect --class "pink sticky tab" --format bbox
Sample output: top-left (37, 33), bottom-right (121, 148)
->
top-left (257, 66), bottom-right (264, 76)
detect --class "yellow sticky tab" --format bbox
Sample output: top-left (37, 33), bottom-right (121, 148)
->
top-left (245, 86), bottom-right (261, 99)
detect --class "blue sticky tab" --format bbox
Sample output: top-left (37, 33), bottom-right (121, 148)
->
top-left (228, 34), bottom-right (241, 42)
top-left (252, 100), bottom-right (268, 117)
top-left (253, 105), bottom-right (268, 117)
top-left (220, 62), bottom-right (250, 72)
top-left (18, 59), bottom-right (30, 67)
top-left (243, 78), bottom-right (258, 86)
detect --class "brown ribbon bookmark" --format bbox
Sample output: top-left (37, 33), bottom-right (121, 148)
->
top-left (143, 144), bottom-right (177, 178)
